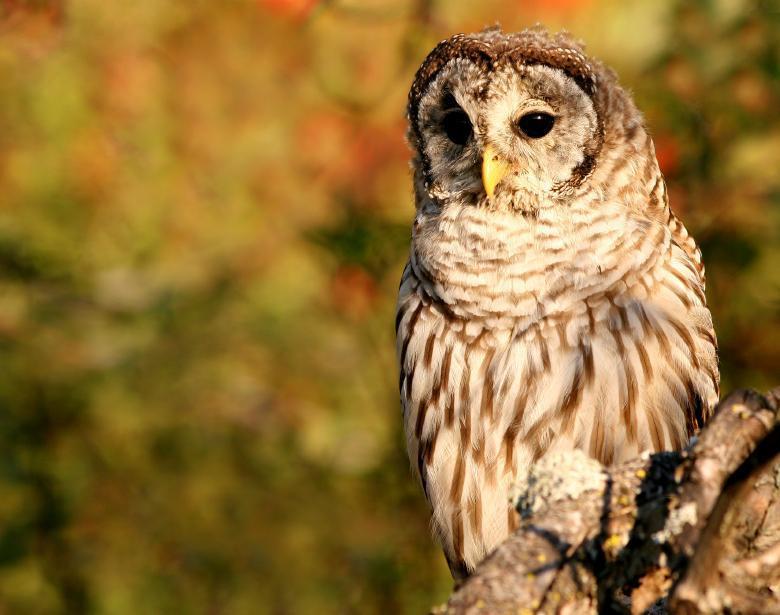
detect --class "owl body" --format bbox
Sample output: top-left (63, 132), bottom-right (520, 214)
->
top-left (396, 27), bottom-right (719, 577)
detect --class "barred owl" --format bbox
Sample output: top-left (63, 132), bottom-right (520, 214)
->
top-left (395, 27), bottom-right (719, 579)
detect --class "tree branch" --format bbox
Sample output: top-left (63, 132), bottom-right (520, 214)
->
top-left (441, 387), bottom-right (780, 614)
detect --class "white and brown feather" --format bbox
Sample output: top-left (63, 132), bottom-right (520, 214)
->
top-left (396, 27), bottom-right (718, 577)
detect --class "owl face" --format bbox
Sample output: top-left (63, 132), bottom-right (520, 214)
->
top-left (409, 29), bottom-right (610, 213)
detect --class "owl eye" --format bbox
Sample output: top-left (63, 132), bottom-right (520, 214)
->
top-left (517, 112), bottom-right (555, 139)
top-left (441, 109), bottom-right (473, 146)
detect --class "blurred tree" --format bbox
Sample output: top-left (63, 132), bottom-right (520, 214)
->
top-left (0, 0), bottom-right (775, 613)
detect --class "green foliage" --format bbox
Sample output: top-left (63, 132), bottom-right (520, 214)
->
top-left (0, 0), bottom-right (776, 613)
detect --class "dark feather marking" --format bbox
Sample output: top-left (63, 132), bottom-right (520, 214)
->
top-left (399, 302), bottom-right (424, 392)
top-left (539, 335), bottom-right (551, 371)
top-left (423, 332), bottom-right (436, 369)
top-left (556, 321), bottom-right (568, 349)
top-left (609, 326), bottom-right (626, 355)
top-left (415, 399), bottom-right (429, 439)
top-left (499, 378), bottom-right (510, 400)
top-left (425, 428), bottom-right (439, 465)
top-left (589, 400), bottom-right (606, 464)
top-left (581, 340), bottom-right (594, 385)
top-left (480, 347), bottom-right (496, 421)
top-left (668, 265), bottom-right (706, 305)
top-left (669, 284), bottom-right (692, 308)
top-left (451, 509), bottom-right (464, 562)
top-left (692, 383), bottom-right (705, 422)
top-left (418, 452), bottom-right (428, 499)
top-left (668, 316), bottom-right (700, 369)
top-left (636, 302), bottom-right (653, 338)
top-left (667, 370), bottom-right (691, 415)
top-left (623, 359), bottom-right (638, 443)
top-left (473, 433), bottom-right (485, 467)
top-left (468, 496), bottom-right (482, 535)
top-left (708, 368), bottom-right (719, 399)
top-left (695, 325), bottom-right (717, 349)
top-left (404, 365), bottom-right (416, 401)
top-left (602, 425), bottom-right (615, 466)
top-left (418, 430), bottom-right (438, 499)
top-left (459, 364), bottom-right (471, 448)
top-left (524, 416), bottom-right (554, 462)
top-left (634, 338), bottom-right (653, 381)
top-left (669, 418), bottom-right (685, 451)
top-left (432, 344), bottom-right (453, 407)
top-left (608, 302), bottom-right (638, 446)
top-left (502, 379), bottom-right (535, 468)
top-left (559, 354), bottom-right (585, 435)
top-left (653, 318), bottom-right (672, 358)
top-left (645, 401), bottom-right (664, 451)
top-left (450, 455), bottom-right (465, 503)
top-left (684, 381), bottom-right (705, 436)
top-left (444, 395), bottom-right (455, 428)
top-left (616, 302), bottom-right (630, 330)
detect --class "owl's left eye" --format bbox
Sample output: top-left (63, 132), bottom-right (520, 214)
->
top-left (517, 112), bottom-right (555, 139)
top-left (441, 109), bottom-right (473, 146)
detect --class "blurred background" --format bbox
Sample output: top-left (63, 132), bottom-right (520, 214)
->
top-left (0, 0), bottom-right (777, 612)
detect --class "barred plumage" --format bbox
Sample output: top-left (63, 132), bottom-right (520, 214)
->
top-left (396, 26), bottom-right (719, 578)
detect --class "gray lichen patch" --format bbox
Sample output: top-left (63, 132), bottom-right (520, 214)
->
top-left (511, 450), bottom-right (607, 518)
top-left (653, 501), bottom-right (698, 543)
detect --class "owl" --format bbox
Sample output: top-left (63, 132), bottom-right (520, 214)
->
top-left (396, 26), bottom-right (719, 579)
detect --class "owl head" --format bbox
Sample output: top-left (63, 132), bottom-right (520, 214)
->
top-left (407, 26), bottom-right (646, 214)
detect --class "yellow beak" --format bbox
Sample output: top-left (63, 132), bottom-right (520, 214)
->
top-left (481, 145), bottom-right (510, 198)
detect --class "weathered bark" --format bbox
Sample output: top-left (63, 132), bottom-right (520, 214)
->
top-left (440, 387), bottom-right (780, 614)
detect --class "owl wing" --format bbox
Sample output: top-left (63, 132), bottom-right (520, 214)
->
top-left (662, 190), bottom-right (720, 431)
top-left (660, 179), bottom-right (707, 290)
top-left (668, 209), bottom-right (706, 288)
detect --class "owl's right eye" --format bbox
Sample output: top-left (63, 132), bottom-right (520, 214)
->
top-left (441, 109), bottom-right (473, 146)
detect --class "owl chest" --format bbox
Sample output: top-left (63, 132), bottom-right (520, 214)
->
top-left (411, 203), bottom-right (656, 326)
top-left (399, 207), bottom-right (713, 493)
top-left (398, 288), bottom-right (671, 478)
